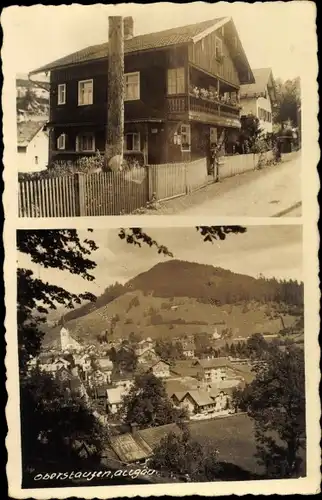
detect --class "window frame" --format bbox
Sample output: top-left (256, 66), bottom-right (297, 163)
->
top-left (215, 36), bottom-right (223, 60)
top-left (76, 133), bottom-right (95, 152)
top-left (57, 84), bottom-right (66, 105)
top-left (124, 132), bottom-right (141, 152)
top-left (180, 124), bottom-right (191, 153)
top-left (124, 71), bottom-right (140, 101)
top-left (78, 79), bottom-right (94, 106)
top-left (57, 134), bottom-right (66, 150)
top-left (167, 67), bottom-right (185, 95)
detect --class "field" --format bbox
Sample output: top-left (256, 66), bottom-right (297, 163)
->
top-left (43, 290), bottom-right (300, 347)
top-left (188, 413), bottom-right (263, 476)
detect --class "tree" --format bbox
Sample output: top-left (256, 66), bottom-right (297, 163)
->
top-left (238, 114), bottom-right (264, 153)
top-left (108, 346), bottom-right (137, 375)
top-left (17, 87), bottom-right (39, 113)
top-left (117, 373), bottom-right (187, 428)
top-left (17, 229), bottom-right (98, 372)
top-left (274, 77), bottom-right (301, 127)
top-left (106, 16), bottom-right (124, 170)
top-left (155, 339), bottom-right (184, 362)
top-left (232, 344), bottom-right (305, 478)
top-left (20, 369), bottom-right (107, 476)
top-left (150, 429), bottom-right (219, 481)
top-left (246, 333), bottom-right (269, 359)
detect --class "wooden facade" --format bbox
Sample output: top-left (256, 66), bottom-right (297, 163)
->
top-left (47, 22), bottom-right (251, 165)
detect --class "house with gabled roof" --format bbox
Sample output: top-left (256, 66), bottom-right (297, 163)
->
top-left (29, 16), bottom-right (254, 165)
top-left (107, 422), bottom-right (182, 464)
top-left (137, 359), bottom-right (171, 378)
top-left (240, 67), bottom-right (277, 134)
top-left (17, 120), bottom-right (49, 172)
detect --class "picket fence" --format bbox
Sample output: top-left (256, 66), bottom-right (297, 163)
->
top-left (18, 158), bottom-right (209, 217)
top-left (219, 150), bottom-right (274, 180)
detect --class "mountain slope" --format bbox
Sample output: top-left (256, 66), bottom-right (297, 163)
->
top-left (43, 260), bottom-right (303, 347)
top-left (61, 260), bottom-right (303, 326)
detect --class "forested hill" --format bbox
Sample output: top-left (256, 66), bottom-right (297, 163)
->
top-left (59, 260), bottom-right (303, 324)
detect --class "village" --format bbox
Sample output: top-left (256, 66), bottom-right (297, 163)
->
top-left (26, 322), bottom-right (263, 468)
top-left (16, 14), bottom-right (301, 218)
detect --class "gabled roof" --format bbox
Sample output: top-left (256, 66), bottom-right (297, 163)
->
top-left (29, 18), bottom-right (226, 75)
top-left (108, 423), bottom-right (182, 463)
top-left (137, 423), bottom-right (181, 450)
top-left (29, 17), bottom-right (254, 84)
top-left (17, 120), bottom-right (47, 147)
top-left (109, 433), bottom-right (152, 463)
top-left (240, 68), bottom-right (276, 102)
top-left (194, 357), bottom-right (230, 369)
top-left (182, 390), bottom-right (214, 407)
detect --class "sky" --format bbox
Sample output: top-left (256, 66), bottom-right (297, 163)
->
top-left (17, 225), bottom-right (303, 298)
top-left (3, 2), bottom-right (313, 81)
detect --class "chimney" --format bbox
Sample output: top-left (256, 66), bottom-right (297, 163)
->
top-left (130, 422), bottom-right (138, 434)
top-left (123, 16), bottom-right (134, 40)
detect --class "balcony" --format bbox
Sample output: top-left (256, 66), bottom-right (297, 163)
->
top-left (167, 90), bottom-right (241, 128)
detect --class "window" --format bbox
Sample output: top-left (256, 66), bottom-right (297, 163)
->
top-left (181, 124), bottom-right (191, 152)
top-left (58, 84), bottom-right (66, 105)
top-left (124, 72), bottom-right (140, 101)
top-left (78, 80), bottom-right (93, 106)
top-left (215, 37), bottom-right (223, 60)
top-left (35, 156), bottom-right (39, 165)
top-left (76, 133), bottom-right (95, 152)
top-left (167, 67), bottom-right (185, 95)
top-left (57, 134), bottom-right (66, 150)
top-left (125, 132), bottom-right (140, 151)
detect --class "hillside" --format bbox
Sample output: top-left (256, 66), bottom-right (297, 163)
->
top-left (43, 261), bottom-right (303, 347)
top-left (61, 260), bottom-right (303, 325)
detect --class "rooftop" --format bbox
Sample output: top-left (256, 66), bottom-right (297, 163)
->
top-left (108, 423), bottom-right (182, 463)
top-left (29, 17), bottom-right (254, 85)
top-left (17, 120), bottom-right (47, 147)
top-left (194, 357), bottom-right (231, 369)
top-left (30, 18), bottom-right (225, 74)
top-left (240, 68), bottom-right (276, 101)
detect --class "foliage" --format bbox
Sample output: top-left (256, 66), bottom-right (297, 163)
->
top-left (61, 281), bottom-right (126, 324)
top-left (117, 373), bottom-right (187, 428)
top-left (155, 339), bottom-right (185, 362)
top-left (17, 229), bottom-right (98, 372)
top-left (274, 77), bottom-right (301, 127)
top-left (232, 343), bottom-right (305, 478)
top-left (108, 346), bottom-right (138, 375)
top-left (20, 369), bottom-right (107, 473)
top-left (149, 429), bottom-right (219, 481)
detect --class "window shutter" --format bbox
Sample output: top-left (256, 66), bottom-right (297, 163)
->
top-left (76, 135), bottom-right (80, 152)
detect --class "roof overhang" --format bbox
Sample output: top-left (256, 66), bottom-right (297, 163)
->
top-left (191, 17), bottom-right (231, 43)
top-left (192, 17), bottom-right (254, 86)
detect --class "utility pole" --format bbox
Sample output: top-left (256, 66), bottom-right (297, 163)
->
top-left (106, 16), bottom-right (124, 171)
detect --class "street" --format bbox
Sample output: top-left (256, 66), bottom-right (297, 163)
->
top-left (149, 153), bottom-right (301, 217)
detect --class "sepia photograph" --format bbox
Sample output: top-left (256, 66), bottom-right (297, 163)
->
top-left (16, 225), bottom-right (307, 489)
top-left (2, 2), bottom-right (320, 498)
top-left (9, 2), bottom-right (303, 218)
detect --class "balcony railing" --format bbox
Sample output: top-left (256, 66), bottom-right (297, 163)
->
top-left (167, 94), bottom-right (240, 119)
top-left (167, 94), bottom-right (189, 114)
top-left (190, 95), bottom-right (240, 118)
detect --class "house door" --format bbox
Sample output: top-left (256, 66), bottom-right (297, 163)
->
top-left (148, 125), bottom-right (163, 164)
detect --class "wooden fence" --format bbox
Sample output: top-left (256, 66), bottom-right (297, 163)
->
top-left (148, 157), bottom-right (208, 202)
top-left (219, 151), bottom-right (274, 180)
top-left (185, 158), bottom-right (209, 193)
top-left (19, 152), bottom-right (281, 217)
top-left (148, 163), bottom-right (186, 202)
top-left (18, 167), bottom-right (149, 217)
